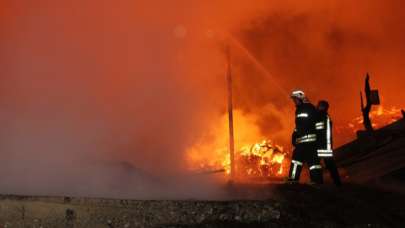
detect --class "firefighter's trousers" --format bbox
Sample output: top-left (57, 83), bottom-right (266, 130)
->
top-left (324, 157), bottom-right (342, 186)
top-left (288, 142), bottom-right (323, 184)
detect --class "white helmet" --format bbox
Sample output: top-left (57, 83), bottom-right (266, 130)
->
top-left (291, 90), bottom-right (306, 100)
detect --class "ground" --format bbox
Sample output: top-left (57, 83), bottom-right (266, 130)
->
top-left (1, 183), bottom-right (404, 228)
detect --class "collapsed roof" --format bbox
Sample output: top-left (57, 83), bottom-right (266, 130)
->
top-left (335, 115), bottom-right (405, 187)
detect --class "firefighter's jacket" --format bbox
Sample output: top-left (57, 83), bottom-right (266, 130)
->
top-left (316, 111), bottom-right (333, 157)
top-left (292, 102), bottom-right (318, 145)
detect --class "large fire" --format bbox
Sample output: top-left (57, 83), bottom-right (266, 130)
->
top-left (187, 106), bottom-right (403, 180)
top-left (186, 110), bottom-right (289, 181)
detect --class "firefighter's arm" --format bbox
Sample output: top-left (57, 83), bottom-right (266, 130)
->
top-left (292, 129), bottom-right (297, 147)
top-left (315, 119), bottom-right (327, 150)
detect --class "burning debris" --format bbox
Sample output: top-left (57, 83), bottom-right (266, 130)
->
top-left (233, 140), bottom-right (287, 179)
top-left (188, 139), bottom-right (289, 180)
top-left (219, 139), bottom-right (289, 180)
top-left (186, 110), bottom-right (290, 181)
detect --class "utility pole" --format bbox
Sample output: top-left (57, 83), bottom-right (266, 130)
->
top-left (226, 45), bottom-right (236, 181)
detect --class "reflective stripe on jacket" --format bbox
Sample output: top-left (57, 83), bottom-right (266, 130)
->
top-left (316, 112), bottom-right (333, 157)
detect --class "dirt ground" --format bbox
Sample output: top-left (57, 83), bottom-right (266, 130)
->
top-left (0, 183), bottom-right (404, 228)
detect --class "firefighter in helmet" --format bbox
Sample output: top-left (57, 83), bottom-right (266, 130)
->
top-left (316, 100), bottom-right (342, 186)
top-left (288, 90), bottom-right (323, 184)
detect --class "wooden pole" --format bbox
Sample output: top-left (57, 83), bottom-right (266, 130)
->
top-left (226, 45), bottom-right (236, 181)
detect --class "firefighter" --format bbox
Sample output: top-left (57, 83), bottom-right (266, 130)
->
top-left (316, 100), bottom-right (342, 186)
top-left (287, 90), bottom-right (323, 184)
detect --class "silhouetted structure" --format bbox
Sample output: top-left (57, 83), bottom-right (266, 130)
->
top-left (360, 74), bottom-right (379, 131)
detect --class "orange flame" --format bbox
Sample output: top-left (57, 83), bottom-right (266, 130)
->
top-left (186, 110), bottom-right (289, 181)
top-left (345, 106), bottom-right (402, 132)
top-left (234, 139), bottom-right (288, 179)
top-left (334, 105), bottom-right (403, 146)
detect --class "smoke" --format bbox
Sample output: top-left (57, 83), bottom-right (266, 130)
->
top-left (0, 0), bottom-right (404, 198)
top-left (0, 0), bottom-right (226, 198)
